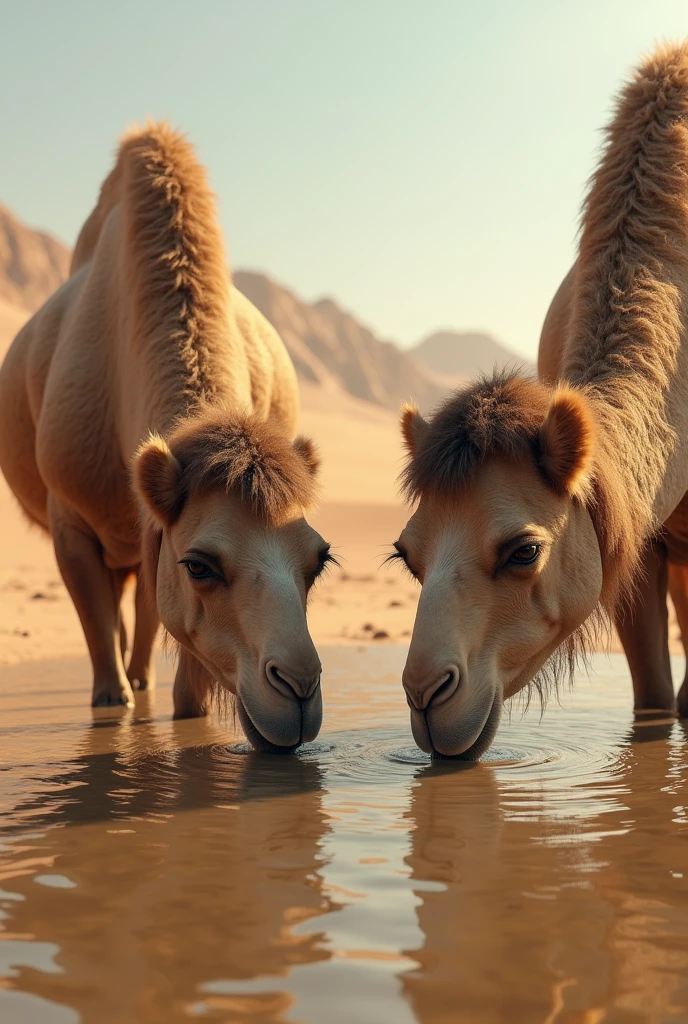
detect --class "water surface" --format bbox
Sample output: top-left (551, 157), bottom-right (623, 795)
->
top-left (1, 647), bottom-right (687, 1023)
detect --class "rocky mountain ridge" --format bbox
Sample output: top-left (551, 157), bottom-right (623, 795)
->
top-left (0, 204), bottom-right (529, 411)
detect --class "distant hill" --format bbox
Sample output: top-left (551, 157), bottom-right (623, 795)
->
top-left (411, 329), bottom-right (534, 381)
top-left (0, 204), bottom-right (70, 312)
top-left (235, 271), bottom-right (445, 413)
top-left (0, 203), bottom-right (529, 414)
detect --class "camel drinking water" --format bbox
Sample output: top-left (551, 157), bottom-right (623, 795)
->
top-left (0, 124), bottom-right (332, 751)
top-left (394, 43), bottom-right (688, 758)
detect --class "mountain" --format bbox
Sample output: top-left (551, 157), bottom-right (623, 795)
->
top-left (0, 205), bottom-right (70, 313)
top-left (235, 271), bottom-right (444, 413)
top-left (412, 329), bottom-right (534, 381)
top-left (0, 202), bottom-right (531, 507)
top-left (0, 203), bottom-right (528, 416)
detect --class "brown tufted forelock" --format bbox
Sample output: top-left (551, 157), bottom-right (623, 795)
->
top-left (166, 408), bottom-right (318, 521)
top-left (401, 371), bottom-right (550, 502)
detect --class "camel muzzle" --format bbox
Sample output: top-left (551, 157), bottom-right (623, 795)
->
top-left (408, 684), bottom-right (502, 760)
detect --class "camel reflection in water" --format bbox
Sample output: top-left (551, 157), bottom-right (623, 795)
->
top-left (2, 671), bottom-right (688, 1024)
top-left (400, 715), bottom-right (688, 1024)
top-left (1, 697), bottom-right (336, 1023)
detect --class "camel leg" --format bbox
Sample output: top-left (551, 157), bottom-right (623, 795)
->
top-left (115, 568), bottom-right (133, 662)
top-left (127, 572), bottom-right (159, 692)
top-left (173, 647), bottom-right (211, 719)
top-left (120, 615), bottom-right (128, 661)
top-left (49, 500), bottom-right (134, 707)
top-left (668, 564), bottom-right (688, 718)
top-left (614, 540), bottom-right (675, 713)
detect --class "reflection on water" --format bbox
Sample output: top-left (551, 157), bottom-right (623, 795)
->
top-left (1, 648), bottom-right (687, 1023)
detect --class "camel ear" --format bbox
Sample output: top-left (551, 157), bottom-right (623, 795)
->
top-left (538, 387), bottom-right (596, 495)
top-left (293, 435), bottom-right (320, 477)
top-left (400, 403), bottom-right (429, 455)
top-left (133, 435), bottom-right (183, 525)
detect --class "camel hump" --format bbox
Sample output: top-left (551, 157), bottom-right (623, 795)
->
top-left (70, 121), bottom-right (233, 389)
top-left (116, 120), bottom-right (225, 267)
top-left (613, 41), bottom-right (688, 147)
top-left (580, 41), bottom-right (688, 246)
top-left (631, 40), bottom-right (688, 96)
top-left (567, 40), bottom-right (688, 389)
top-left (115, 122), bottom-right (231, 370)
top-left (71, 120), bottom-right (229, 303)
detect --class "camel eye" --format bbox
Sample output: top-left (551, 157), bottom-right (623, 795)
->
top-left (180, 559), bottom-right (216, 581)
top-left (509, 544), bottom-right (540, 566)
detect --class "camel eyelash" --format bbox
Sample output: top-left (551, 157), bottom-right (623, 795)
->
top-left (312, 549), bottom-right (341, 581)
top-left (383, 548), bottom-right (418, 581)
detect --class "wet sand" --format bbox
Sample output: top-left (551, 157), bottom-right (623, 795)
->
top-left (1, 648), bottom-right (687, 1023)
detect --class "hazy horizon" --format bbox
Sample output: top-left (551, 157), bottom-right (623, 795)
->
top-left (3, 1), bottom-right (687, 358)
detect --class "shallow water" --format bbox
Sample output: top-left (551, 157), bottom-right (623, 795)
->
top-left (1, 647), bottom-right (687, 1024)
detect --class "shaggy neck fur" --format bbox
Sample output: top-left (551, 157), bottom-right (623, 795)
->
top-left (403, 44), bottom-right (688, 636)
top-left (73, 122), bottom-right (250, 431)
top-left (563, 44), bottom-right (688, 606)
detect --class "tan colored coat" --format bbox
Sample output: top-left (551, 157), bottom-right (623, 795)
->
top-left (0, 124), bottom-right (326, 739)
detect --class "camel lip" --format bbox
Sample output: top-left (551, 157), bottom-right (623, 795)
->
top-left (236, 696), bottom-right (302, 755)
top-left (427, 691), bottom-right (502, 761)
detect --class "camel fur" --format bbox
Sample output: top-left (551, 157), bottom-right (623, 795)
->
top-left (0, 123), bottom-right (326, 741)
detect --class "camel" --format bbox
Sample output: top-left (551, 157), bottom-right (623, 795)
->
top-left (394, 42), bottom-right (688, 758)
top-left (0, 123), bottom-right (332, 751)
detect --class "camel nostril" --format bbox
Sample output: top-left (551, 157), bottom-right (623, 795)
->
top-left (428, 667), bottom-right (460, 709)
top-left (403, 666), bottom-right (460, 711)
top-left (266, 664), bottom-right (294, 698)
top-left (266, 662), bottom-right (320, 701)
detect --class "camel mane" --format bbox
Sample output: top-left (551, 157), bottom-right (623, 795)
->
top-left (564, 42), bottom-right (688, 606)
top-left (73, 121), bottom-right (237, 413)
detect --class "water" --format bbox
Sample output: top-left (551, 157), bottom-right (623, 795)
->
top-left (1, 647), bottom-right (687, 1023)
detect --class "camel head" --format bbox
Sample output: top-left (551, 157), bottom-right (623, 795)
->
top-left (133, 411), bottom-right (329, 752)
top-left (395, 373), bottom-right (604, 759)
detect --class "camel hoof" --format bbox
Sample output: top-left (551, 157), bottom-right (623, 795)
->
top-left (127, 667), bottom-right (156, 693)
top-left (173, 704), bottom-right (208, 720)
top-left (678, 688), bottom-right (688, 719)
top-left (129, 677), bottom-right (154, 693)
top-left (92, 693), bottom-right (134, 708)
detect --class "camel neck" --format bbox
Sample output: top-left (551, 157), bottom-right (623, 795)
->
top-left (129, 311), bottom-right (252, 440)
top-left (562, 315), bottom-right (683, 532)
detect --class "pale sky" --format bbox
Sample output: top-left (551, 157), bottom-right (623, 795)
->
top-left (2, 0), bottom-right (687, 358)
